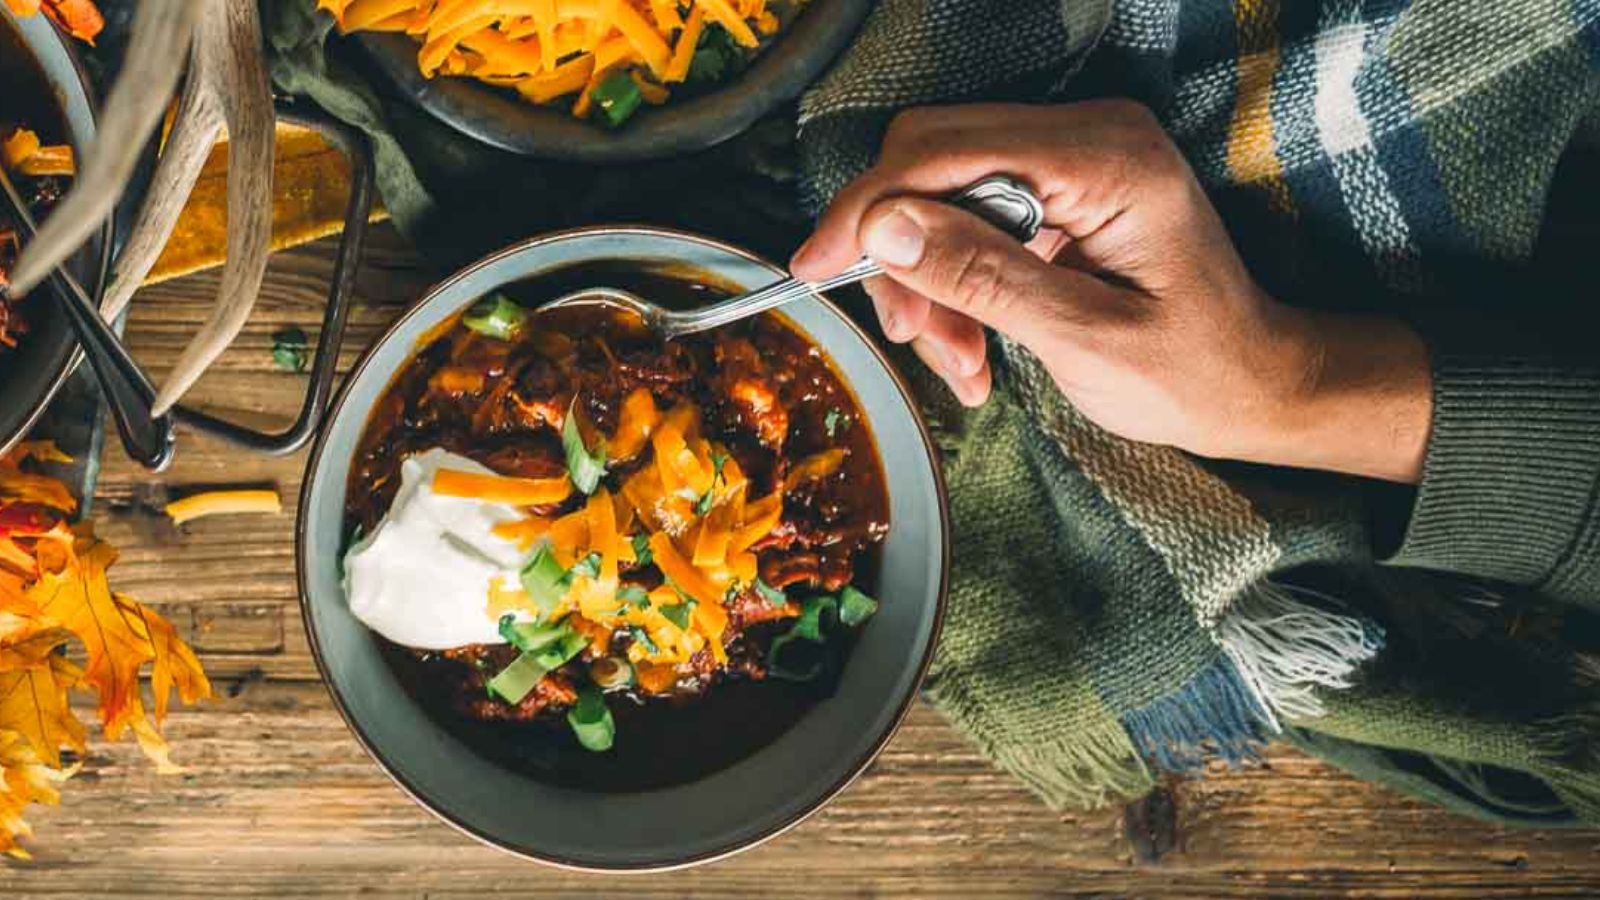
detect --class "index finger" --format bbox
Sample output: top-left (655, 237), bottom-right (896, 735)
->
top-left (790, 100), bottom-right (1184, 281)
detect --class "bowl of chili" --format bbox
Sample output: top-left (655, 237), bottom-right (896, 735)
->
top-left (297, 226), bottom-right (948, 869)
top-left (0, 5), bottom-right (112, 456)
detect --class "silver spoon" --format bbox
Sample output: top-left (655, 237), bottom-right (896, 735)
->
top-left (544, 176), bottom-right (1046, 339)
top-left (1, 165), bottom-right (175, 471)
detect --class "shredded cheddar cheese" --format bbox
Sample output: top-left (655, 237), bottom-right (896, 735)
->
top-left (315, 0), bottom-right (799, 123)
top-left (163, 489), bottom-right (282, 526)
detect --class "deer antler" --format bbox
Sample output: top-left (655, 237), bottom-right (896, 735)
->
top-left (149, 0), bottom-right (274, 414)
top-left (7, 0), bottom-right (200, 296)
top-left (15, 0), bottom-right (277, 416)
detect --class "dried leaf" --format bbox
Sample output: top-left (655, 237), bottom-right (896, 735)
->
top-left (24, 537), bottom-right (151, 737)
top-left (114, 593), bottom-right (212, 724)
top-left (9, 441), bottom-right (70, 465)
top-left (0, 654), bottom-right (86, 768)
top-left (0, 437), bottom-right (209, 855)
top-left (0, 444), bottom-right (75, 515)
top-left (0, 728), bottom-right (69, 860)
top-left (0, 609), bottom-right (71, 669)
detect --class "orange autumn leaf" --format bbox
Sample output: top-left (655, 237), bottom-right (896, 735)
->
top-left (0, 729), bottom-right (69, 860)
top-left (2, 0), bottom-right (42, 15)
top-left (41, 0), bottom-right (102, 43)
top-left (0, 437), bottom-right (210, 857)
top-left (0, 653), bottom-right (86, 769)
top-left (25, 537), bottom-right (150, 736)
top-left (3, 0), bottom-right (104, 44)
top-left (0, 609), bottom-right (70, 669)
top-left (0, 443), bottom-right (75, 515)
top-left (114, 592), bottom-right (211, 724)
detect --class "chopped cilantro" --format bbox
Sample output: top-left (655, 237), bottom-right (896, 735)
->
top-left (631, 533), bottom-right (653, 566)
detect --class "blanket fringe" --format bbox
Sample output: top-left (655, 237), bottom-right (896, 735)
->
top-left (984, 720), bottom-right (1160, 810)
top-left (1218, 581), bottom-right (1384, 732)
top-left (1537, 709), bottom-right (1600, 821)
top-left (1122, 654), bottom-right (1270, 771)
top-left (924, 678), bottom-right (1156, 810)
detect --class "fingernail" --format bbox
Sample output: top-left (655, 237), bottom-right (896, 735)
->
top-left (862, 208), bottom-right (925, 269)
top-left (954, 377), bottom-right (989, 408)
top-left (790, 236), bottom-right (817, 273)
top-left (880, 309), bottom-right (903, 341)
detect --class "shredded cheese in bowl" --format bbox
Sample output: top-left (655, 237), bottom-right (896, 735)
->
top-left (318, 0), bottom-right (804, 126)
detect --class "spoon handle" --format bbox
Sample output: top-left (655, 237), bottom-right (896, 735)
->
top-left (1, 169), bottom-right (175, 471)
top-left (663, 176), bottom-right (1045, 338)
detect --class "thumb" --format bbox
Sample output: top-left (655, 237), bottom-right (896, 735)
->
top-left (859, 196), bottom-right (1112, 340)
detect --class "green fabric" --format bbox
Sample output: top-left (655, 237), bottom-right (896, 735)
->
top-left (262, 0), bottom-right (1600, 828)
top-left (1391, 327), bottom-right (1600, 604)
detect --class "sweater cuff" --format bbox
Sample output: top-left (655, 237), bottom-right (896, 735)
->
top-left (1387, 333), bottom-right (1600, 599)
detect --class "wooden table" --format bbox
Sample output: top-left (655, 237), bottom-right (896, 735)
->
top-left (7, 226), bottom-right (1598, 898)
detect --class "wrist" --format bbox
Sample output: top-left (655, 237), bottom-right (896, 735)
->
top-left (1255, 308), bottom-right (1433, 483)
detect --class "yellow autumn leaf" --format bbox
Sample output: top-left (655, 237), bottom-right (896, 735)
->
top-left (24, 536), bottom-right (151, 736)
top-left (0, 653), bottom-right (86, 768)
top-left (0, 608), bottom-right (70, 669)
top-left (0, 443), bottom-right (75, 515)
top-left (113, 592), bottom-right (212, 725)
top-left (0, 437), bottom-right (212, 855)
top-left (0, 728), bottom-right (69, 860)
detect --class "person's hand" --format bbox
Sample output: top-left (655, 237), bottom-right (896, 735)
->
top-left (791, 100), bottom-right (1432, 483)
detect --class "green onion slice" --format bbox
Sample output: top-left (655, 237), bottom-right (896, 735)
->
top-left (567, 684), bottom-right (616, 752)
top-left (790, 595), bottom-right (838, 642)
top-left (562, 397), bottom-right (609, 495)
top-left (531, 631), bottom-right (589, 670)
top-left (462, 293), bottom-right (526, 340)
top-left (839, 586), bottom-right (879, 627)
top-left (498, 615), bottom-right (570, 654)
top-left (592, 70), bottom-right (643, 128)
top-left (764, 594), bottom-right (847, 682)
top-left (486, 653), bottom-right (546, 704)
top-left (518, 544), bottom-right (570, 616)
top-left (487, 621), bottom-right (589, 705)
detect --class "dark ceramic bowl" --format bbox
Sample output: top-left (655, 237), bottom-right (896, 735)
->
top-left (0, 8), bottom-right (111, 455)
top-left (297, 227), bottom-right (948, 870)
top-left (353, 0), bottom-right (870, 162)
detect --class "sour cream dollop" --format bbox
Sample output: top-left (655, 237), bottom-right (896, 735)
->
top-left (342, 448), bottom-right (527, 649)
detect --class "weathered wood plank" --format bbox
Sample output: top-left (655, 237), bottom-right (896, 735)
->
top-left (6, 685), bottom-right (1598, 898)
top-left (8, 225), bottom-right (1589, 897)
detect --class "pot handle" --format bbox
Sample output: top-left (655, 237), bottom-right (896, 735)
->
top-left (169, 99), bottom-right (376, 456)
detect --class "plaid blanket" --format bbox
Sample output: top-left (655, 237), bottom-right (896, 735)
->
top-left (265, 0), bottom-right (1600, 825)
top-left (799, 0), bottom-right (1600, 824)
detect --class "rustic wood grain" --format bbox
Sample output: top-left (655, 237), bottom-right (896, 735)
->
top-left (5, 226), bottom-right (1596, 898)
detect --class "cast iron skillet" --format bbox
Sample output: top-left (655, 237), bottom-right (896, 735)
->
top-left (353, 0), bottom-right (871, 162)
top-left (0, 7), bottom-right (112, 456)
